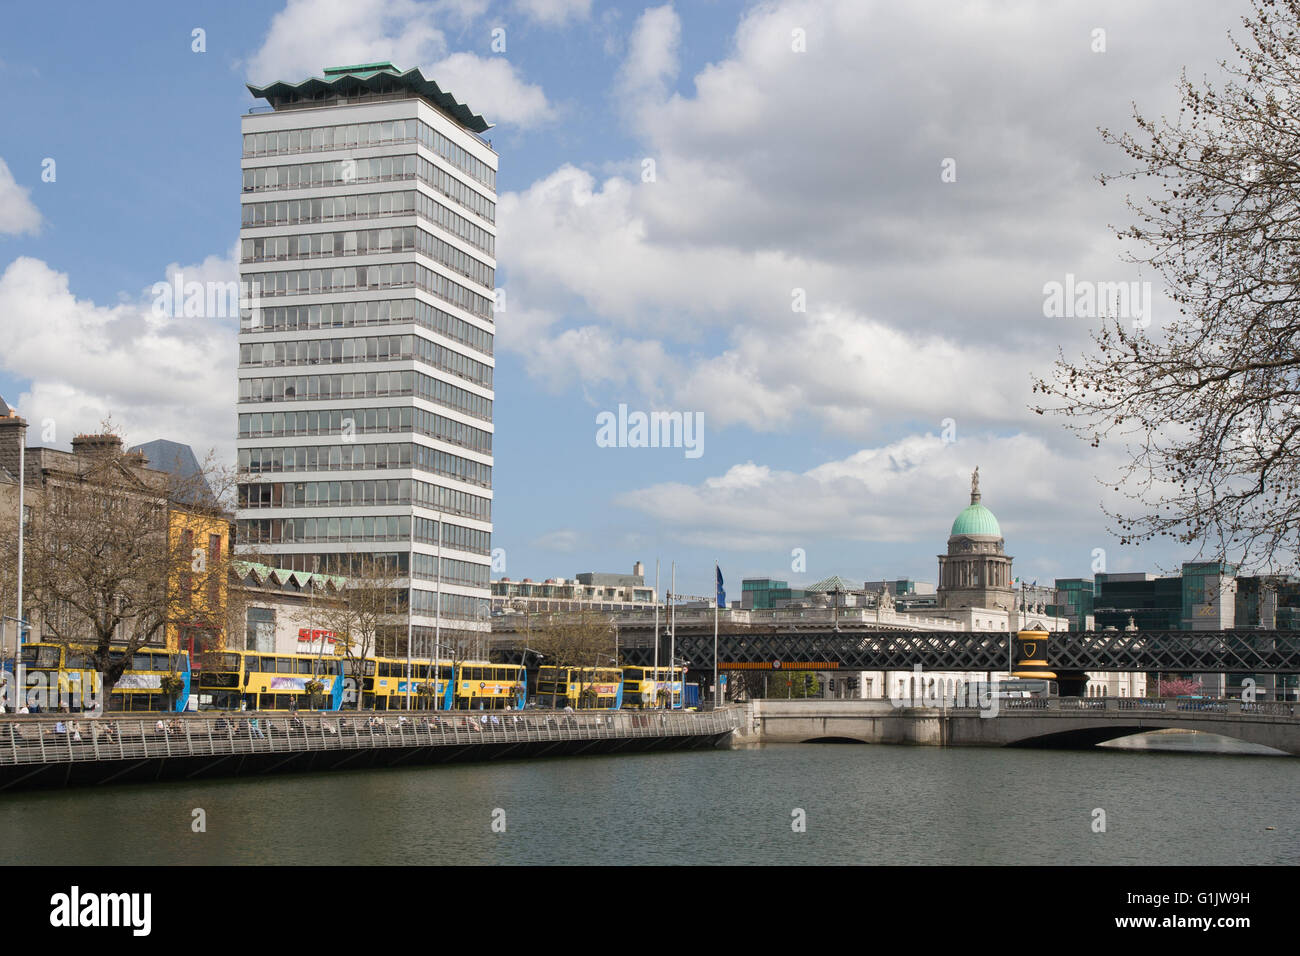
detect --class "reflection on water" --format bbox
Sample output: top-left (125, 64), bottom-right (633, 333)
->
top-left (0, 742), bottom-right (1295, 866)
top-left (1100, 730), bottom-right (1286, 756)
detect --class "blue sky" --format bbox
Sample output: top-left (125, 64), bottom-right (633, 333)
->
top-left (0, 0), bottom-right (1257, 598)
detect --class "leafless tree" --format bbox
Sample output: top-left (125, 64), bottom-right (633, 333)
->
top-left (309, 554), bottom-right (404, 709)
top-left (1034, 0), bottom-right (1300, 571)
top-left (529, 610), bottom-right (616, 708)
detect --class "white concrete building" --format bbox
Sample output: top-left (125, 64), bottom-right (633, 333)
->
top-left (235, 63), bottom-right (496, 659)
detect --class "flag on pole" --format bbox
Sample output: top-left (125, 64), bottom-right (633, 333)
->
top-left (716, 565), bottom-right (726, 608)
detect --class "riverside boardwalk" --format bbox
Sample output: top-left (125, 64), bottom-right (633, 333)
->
top-left (0, 709), bottom-right (739, 791)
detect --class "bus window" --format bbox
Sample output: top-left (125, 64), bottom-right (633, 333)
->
top-left (276, 658), bottom-right (293, 674)
top-left (22, 645), bottom-right (61, 668)
top-left (296, 658), bottom-right (313, 674)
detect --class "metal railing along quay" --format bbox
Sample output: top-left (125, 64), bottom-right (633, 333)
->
top-left (962, 696), bottom-right (1299, 716)
top-left (0, 708), bottom-right (740, 769)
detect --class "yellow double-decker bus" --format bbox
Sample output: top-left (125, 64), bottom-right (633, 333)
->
top-left (454, 663), bottom-right (526, 710)
top-left (16, 642), bottom-right (190, 713)
top-left (194, 650), bottom-right (345, 711)
top-left (534, 666), bottom-right (623, 709)
top-left (621, 665), bottom-right (686, 709)
top-left (359, 657), bottom-right (454, 711)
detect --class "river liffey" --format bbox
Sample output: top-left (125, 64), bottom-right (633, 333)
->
top-left (1, 735), bottom-right (1294, 865)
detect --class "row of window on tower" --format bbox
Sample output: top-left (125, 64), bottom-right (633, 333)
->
top-left (238, 440), bottom-right (492, 487)
top-left (241, 225), bottom-right (494, 291)
top-left (244, 298), bottom-right (493, 359)
top-left (242, 154), bottom-right (494, 224)
top-left (243, 116), bottom-right (496, 191)
top-left (244, 261), bottom-right (494, 321)
top-left (237, 406), bottom-right (493, 456)
top-left (238, 370), bottom-right (492, 423)
top-left (239, 333), bottom-right (493, 389)
top-left (241, 188), bottom-right (495, 257)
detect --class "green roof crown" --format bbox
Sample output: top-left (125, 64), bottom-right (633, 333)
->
top-left (247, 63), bottom-right (491, 133)
top-left (951, 503), bottom-right (1001, 537)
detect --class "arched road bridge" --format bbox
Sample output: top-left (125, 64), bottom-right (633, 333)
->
top-left (740, 696), bottom-right (1300, 755)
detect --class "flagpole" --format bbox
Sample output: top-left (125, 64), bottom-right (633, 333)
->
top-left (653, 558), bottom-right (660, 707)
top-left (669, 562), bottom-right (676, 710)
top-left (713, 561), bottom-right (720, 710)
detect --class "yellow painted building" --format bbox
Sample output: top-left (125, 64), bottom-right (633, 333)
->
top-left (166, 510), bottom-right (233, 659)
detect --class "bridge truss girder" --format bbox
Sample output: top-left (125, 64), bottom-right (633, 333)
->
top-left (614, 629), bottom-right (1300, 674)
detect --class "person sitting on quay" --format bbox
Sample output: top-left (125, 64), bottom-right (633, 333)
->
top-left (249, 717), bottom-right (265, 739)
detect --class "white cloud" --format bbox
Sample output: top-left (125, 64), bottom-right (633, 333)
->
top-left (245, 0), bottom-right (448, 84)
top-left (513, 0), bottom-right (592, 26)
top-left (616, 431), bottom-right (1132, 552)
top-left (0, 252), bottom-right (239, 463)
top-left (246, 0), bottom-right (554, 127)
top-left (497, 0), bottom-right (1241, 447)
top-left (617, 4), bottom-right (680, 105)
top-left (0, 159), bottom-right (41, 236)
top-left (428, 52), bottom-right (555, 128)
top-left (532, 529), bottom-right (581, 552)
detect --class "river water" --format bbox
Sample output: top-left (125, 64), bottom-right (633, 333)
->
top-left (1, 733), bottom-right (1294, 865)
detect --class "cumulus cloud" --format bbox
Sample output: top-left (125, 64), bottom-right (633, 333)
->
top-left (245, 0), bottom-right (554, 127)
top-left (615, 431), bottom-right (1135, 554)
top-left (617, 4), bottom-right (681, 106)
top-left (427, 52), bottom-right (555, 128)
top-left (246, 0), bottom-right (448, 84)
top-left (497, 0), bottom-right (1242, 448)
top-left (0, 159), bottom-right (41, 236)
top-left (0, 252), bottom-right (239, 462)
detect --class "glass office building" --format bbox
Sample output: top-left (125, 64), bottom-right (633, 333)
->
top-left (235, 64), bottom-right (496, 658)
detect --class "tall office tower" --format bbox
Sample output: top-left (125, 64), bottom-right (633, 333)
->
top-left (236, 64), bottom-right (496, 659)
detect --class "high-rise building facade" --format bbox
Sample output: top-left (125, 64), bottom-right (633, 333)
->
top-left (235, 63), bottom-right (496, 658)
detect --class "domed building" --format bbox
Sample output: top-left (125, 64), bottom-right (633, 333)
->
top-left (937, 468), bottom-right (1014, 611)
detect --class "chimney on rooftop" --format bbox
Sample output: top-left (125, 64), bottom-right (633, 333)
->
top-left (0, 410), bottom-right (28, 483)
top-left (72, 434), bottom-right (124, 460)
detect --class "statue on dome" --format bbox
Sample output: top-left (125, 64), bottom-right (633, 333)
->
top-left (971, 466), bottom-right (980, 504)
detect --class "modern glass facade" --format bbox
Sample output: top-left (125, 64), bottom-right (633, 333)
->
top-left (741, 579), bottom-right (807, 610)
top-left (235, 64), bottom-right (496, 659)
top-left (1051, 578), bottom-right (1094, 631)
top-left (1092, 574), bottom-right (1183, 631)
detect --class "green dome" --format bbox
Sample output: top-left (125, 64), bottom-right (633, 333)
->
top-left (951, 503), bottom-right (1001, 537)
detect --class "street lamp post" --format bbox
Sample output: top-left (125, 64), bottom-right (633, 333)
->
top-left (424, 638), bottom-right (456, 711)
top-left (2, 614), bottom-right (29, 711)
